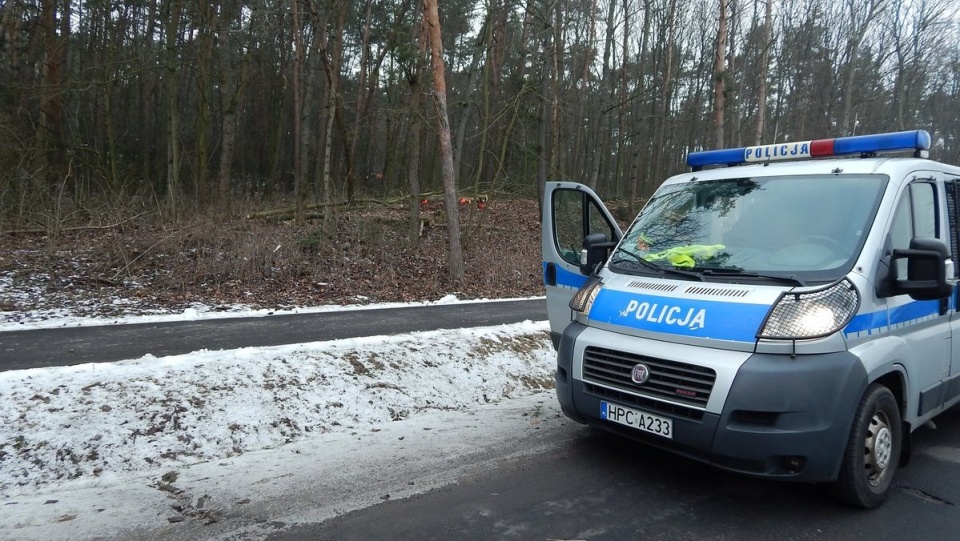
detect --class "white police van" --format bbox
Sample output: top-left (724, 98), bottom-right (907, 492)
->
top-left (542, 130), bottom-right (960, 508)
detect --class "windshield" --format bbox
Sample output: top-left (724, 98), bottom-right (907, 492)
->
top-left (610, 175), bottom-right (887, 283)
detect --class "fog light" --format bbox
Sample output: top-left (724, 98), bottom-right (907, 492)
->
top-left (781, 456), bottom-right (807, 473)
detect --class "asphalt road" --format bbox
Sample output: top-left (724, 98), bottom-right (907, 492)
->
top-left (0, 299), bottom-right (545, 371)
top-left (272, 407), bottom-right (960, 541)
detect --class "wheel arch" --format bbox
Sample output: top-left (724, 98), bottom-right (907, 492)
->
top-left (872, 366), bottom-right (913, 468)
top-left (873, 367), bottom-right (907, 419)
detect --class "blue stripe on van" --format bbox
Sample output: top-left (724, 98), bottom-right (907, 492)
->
top-left (844, 299), bottom-right (943, 337)
top-left (543, 262), bottom-right (588, 290)
top-left (587, 289), bottom-right (771, 342)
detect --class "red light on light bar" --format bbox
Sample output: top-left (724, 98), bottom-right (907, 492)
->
top-left (810, 139), bottom-right (835, 157)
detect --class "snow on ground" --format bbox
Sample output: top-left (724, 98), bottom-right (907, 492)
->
top-left (3, 391), bottom-right (565, 541)
top-left (0, 316), bottom-right (554, 493)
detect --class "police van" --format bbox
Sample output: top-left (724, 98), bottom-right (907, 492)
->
top-left (542, 130), bottom-right (960, 508)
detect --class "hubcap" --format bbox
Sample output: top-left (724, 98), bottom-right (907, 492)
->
top-left (873, 427), bottom-right (892, 470)
top-left (864, 412), bottom-right (893, 486)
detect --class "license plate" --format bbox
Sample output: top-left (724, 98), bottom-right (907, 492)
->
top-left (601, 401), bottom-right (673, 439)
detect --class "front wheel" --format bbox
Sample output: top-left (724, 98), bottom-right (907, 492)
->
top-left (833, 383), bottom-right (902, 509)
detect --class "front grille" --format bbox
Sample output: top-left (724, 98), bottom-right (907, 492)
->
top-left (583, 346), bottom-right (716, 409)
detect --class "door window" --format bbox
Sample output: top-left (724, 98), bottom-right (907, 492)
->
top-left (890, 181), bottom-right (938, 277)
top-left (946, 180), bottom-right (960, 279)
top-left (552, 189), bottom-right (617, 265)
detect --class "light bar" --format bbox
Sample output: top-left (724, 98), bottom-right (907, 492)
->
top-left (687, 130), bottom-right (932, 170)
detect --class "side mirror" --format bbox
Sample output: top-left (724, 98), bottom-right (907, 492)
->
top-left (892, 238), bottom-right (955, 300)
top-left (579, 232), bottom-right (617, 275)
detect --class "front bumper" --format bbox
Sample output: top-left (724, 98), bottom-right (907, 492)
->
top-left (555, 322), bottom-right (868, 483)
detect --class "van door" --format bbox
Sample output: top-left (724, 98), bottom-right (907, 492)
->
top-left (542, 182), bottom-right (622, 347)
top-left (890, 175), bottom-right (953, 419)
top-left (944, 177), bottom-right (960, 409)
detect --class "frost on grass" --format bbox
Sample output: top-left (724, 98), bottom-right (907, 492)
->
top-left (0, 323), bottom-right (554, 491)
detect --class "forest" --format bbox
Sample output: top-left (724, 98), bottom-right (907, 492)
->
top-left (1, 1), bottom-right (960, 278)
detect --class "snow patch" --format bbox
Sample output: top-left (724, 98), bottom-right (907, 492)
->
top-left (0, 321), bottom-right (554, 492)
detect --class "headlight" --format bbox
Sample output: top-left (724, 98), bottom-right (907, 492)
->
top-left (569, 276), bottom-right (602, 315)
top-left (758, 279), bottom-right (860, 340)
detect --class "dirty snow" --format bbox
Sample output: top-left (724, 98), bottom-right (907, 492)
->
top-left (0, 297), bottom-right (557, 541)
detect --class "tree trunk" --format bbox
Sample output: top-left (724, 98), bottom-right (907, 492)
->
top-left (754, 0), bottom-right (772, 145)
top-left (575, 0), bottom-right (598, 183)
top-left (164, 0), bottom-right (185, 218)
top-left (291, 0), bottom-right (305, 221)
top-left (727, 0), bottom-right (740, 148)
top-left (630, 0), bottom-right (653, 210)
top-left (195, 0), bottom-right (219, 207)
top-left (453, 21), bottom-right (487, 187)
top-left (613, 0), bottom-right (630, 195)
top-left (217, 0), bottom-right (248, 214)
top-left (320, 54), bottom-right (337, 233)
top-left (536, 1), bottom-right (555, 206)
top-left (100, 3), bottom-right (120, 191)
top-left (423, 0), bottom-right (464, 281)
top-left (549, 7), bottom-right (562, 179)
top-left (140, 0), bottom-right (160, 191)
top-left (472, 9), bottom-right (495, 195)
top-left (590, 0), bottom-right (617, 190)
top-left (839, 0), bottom-right (887, 135)
top-left (345, 0), bottom-right (374, 202)
top-left (308, 0), bottom-right (349, 233)
top-left (406, 68), bottom-right (423, 248)
top-left (653, 0), bottom-right (676, 190)
top-left (713, 0), bottom-right (728, 149)
top-left (39, 0), bottom-right (68, 193)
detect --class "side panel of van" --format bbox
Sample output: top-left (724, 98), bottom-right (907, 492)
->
top-left (541, 182), bottom-right (621, 347)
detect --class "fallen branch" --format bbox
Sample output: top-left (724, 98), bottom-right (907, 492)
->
top-left (0, 213), bottom-right (148, 237)
top-left (246, 192), bottom-right (487, 220)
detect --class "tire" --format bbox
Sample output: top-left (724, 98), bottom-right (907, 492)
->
top-left (833, 383), bottom-right (902, 509)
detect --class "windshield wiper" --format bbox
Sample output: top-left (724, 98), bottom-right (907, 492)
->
top-left (699, 268), bottom-right (806, 287)
top-left (613, 249), bottom-right (705, 281)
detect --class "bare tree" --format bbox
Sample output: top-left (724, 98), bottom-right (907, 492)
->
top-left (838, 0), bottom-right (890, 135)
top-left (195, 0), bottom-right (219, 206)
top-left (405, 65), bottom-right (423, 247)
top-left (536, 0), bottom-right (557, 206)
top-left (307, 0), bottom-right (348, 233)
top-left (422, 0), bottom-right (464, 281)
top-left (217, 0), bottom-right (250, 213)
top-left (755, 0), bottom-right (772, 145)
top-left (291, 0), bottom-right (306, 221)
top-left (714, 0), bottom-right (729, 148)
top-left (889, 0), bottom-right (951, 131)
top-left (38, 0), bottom-right (69, 192)
top-left (163, 0), bottom-right (186, 218)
